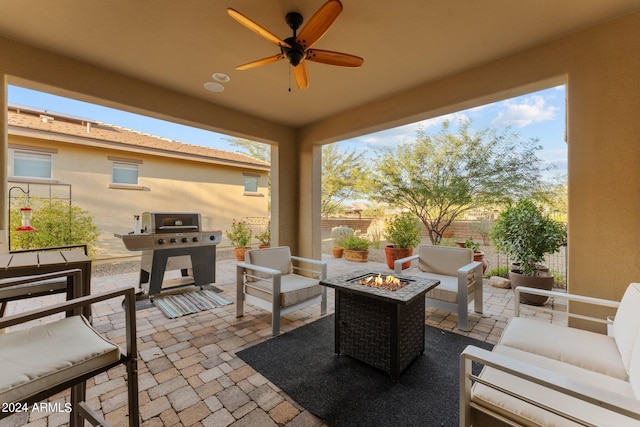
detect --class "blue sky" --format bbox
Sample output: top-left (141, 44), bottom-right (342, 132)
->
top-left (8, 84), bottom-right (567, 179)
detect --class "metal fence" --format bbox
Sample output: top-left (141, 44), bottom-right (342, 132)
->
top-left (488, 245), bottom-right (567, 291)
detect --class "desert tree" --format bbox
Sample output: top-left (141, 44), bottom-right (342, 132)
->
top-left (369, 119), bottom-right (550, 244)
top-left (322, 142), bottom-right (369, 217)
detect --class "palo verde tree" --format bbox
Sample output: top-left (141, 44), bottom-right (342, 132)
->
top-left (369, 119), bottom-right (549, 244)
top-left (322, 142), bottom-right (369, 217)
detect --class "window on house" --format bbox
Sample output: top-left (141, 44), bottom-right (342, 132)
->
top-left (12, 149), bottom-right (53, 179)
top-left (243, 174), bottom-right (259, 194)
top-left (112, 161), bottom-right (139, 185)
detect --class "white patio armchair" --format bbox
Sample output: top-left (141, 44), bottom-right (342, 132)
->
top-left (236, 246), bottom-right (327, 335)
top-left (394, 244), bottom-right (483, 331)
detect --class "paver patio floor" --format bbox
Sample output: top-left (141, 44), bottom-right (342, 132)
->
top-left (1, 255), bottom-right (564, 426)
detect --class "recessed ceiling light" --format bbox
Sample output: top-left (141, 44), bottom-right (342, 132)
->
top-left (212, 73), bottom-right (230, 83)
top-left (204, 82), bottom-right (224, 92)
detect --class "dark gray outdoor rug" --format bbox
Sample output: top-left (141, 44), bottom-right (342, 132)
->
top-left (236, 314), bottom-right (493, 427)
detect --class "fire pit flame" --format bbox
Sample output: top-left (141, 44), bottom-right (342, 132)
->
top-left (358, 273), bottom-right (407, 291)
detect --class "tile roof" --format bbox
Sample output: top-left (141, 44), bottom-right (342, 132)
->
top-left (7, 105), bottom-right (270, 170)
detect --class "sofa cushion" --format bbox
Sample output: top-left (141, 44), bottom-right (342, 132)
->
top-left (498, 317), bottom-right (628, 380)
top-left (0, 315), bottom-right (120, 404)
top-left (245, 274), bottom-right (322, 308)
top-left (244, 247), bottom-right (293, 282)
top-left (473, 345), bottom-right (639, 426)
top-left (613, 283), bottom-right (640, 374)
top-left (418, 245), bottom-right (472, 277)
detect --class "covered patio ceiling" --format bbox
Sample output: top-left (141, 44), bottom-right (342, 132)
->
top-left (0, 0), bottom-right (638, 130)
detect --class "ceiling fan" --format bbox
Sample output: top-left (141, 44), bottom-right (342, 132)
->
top-left (227, 0), bottom-right (364, 90)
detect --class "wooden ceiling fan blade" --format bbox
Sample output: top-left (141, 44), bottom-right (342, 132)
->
top-left (292, 61), bottom-right (310, 90)
top-left (236, 54), bottom-right (284, 71)
top-left (296, 0), bottom-right (343, 49)
top-left (227, 8), bottom-right (291, 48)
top-left (306, 49), bottom-right (364, 67)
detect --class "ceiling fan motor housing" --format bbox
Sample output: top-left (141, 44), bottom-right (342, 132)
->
top-left (283, 12), bottom-right (305, 66)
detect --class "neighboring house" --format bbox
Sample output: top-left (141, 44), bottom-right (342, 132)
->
top-left (6, 105), bottom-right (270, 259)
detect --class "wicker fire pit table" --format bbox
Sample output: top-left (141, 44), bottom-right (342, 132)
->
top-left (320, 271), bottom-right (439, 380)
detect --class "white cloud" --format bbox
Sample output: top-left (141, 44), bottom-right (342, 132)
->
top-left (492, 95), bottom-right (558, 127)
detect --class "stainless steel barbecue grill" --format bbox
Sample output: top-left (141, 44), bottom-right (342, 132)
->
top-left (118, 212), bottom-right (222, 299)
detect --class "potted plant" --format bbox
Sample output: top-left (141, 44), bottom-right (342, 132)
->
top-left (331, 225), bottom-right (354, 258)
top-left (226, 219), bottom-right (253, 261)
top-left (256, 229), bottom-right (271, 248)
top-left (341, 234), bottom-right (371, 262)
top-left (463, 237), bottom-right (488, 273)
top-left (384, 213), bottom-right (422, 270)
top-left (490, 199), bottom-right (567, 305)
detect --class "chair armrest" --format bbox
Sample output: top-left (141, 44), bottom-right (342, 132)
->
top-left (460, 345), bottom-right (640, 423)
top-left (291, 256), bottom-right (327, 280)
top-left (237, 262), bottom-right (282, 278)
top-left (458, 260), bottom-right (483, 275)
top-left (394, 254), bottom-right (419, 274)
top-left (290, 256), bottom-right (325, 266)
top-left (514, 286), bottom-right (620, 323)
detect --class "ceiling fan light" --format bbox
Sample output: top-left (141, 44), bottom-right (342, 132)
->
top-left (286, 49), bottom-right (305, 67)
top-left (204, 82), bottom-right (224, 92)
top-left (212, 72), bottom-right (230, 82)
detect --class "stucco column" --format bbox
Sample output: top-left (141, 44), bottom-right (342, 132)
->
top-left (297, 141), bottom-right (322, 260)
top-left (271, 139), bottom-right (301, 254)
top-left (0, 79), bottom-right (6, 231)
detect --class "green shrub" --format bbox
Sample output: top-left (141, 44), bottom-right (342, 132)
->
top-left (385, 213), bottom-right (422, 249)
top-left (9, 197), bottom-right (99, 256)
top-left (341, 235), bottom-right (371, 251)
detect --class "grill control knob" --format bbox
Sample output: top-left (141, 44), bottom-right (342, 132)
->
top-left (192, 237), bottom-right (199, 242)
top-left (182, 237), bottom-right (188, 243)
top-left (158, 238), bottom-right (166, 245)
top-left (170, 238), bottom-right (177, 244)
top-left (209, 235), bottom-right (217, 241)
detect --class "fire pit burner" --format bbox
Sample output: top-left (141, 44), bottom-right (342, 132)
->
top-left (353, 273), bottom-right (408, 291)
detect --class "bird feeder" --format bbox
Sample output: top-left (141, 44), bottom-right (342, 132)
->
top-left (16, 206), bottom-right (37, 232)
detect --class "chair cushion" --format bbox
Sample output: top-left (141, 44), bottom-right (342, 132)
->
top-left (0, 277), bottom-right (67, 300)
top-left (613, 283), bottom-right (640, 374)
top-left (498, 317), bottom-right (628, 380)
top-left (473, 345), bottom-right (639, 426)
top-left (245, 274), bottom-right (322, 308)
top-left (409, 272), bottom-right (474, 304)
top-left (0, 315), bottom-right (120, 403)
top-left (418, 245), bottom-right (472, 277)
top-left (244, 247), bottom-right (292, 282)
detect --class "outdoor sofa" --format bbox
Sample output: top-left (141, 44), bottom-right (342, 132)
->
top-left (460, 284), bottom-right (640, 426)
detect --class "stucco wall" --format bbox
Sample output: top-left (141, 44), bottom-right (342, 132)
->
top-left (7, 135), bottom-right (269, 259)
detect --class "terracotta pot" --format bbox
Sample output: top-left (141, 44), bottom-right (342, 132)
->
top-left (332, 247), bottom-right (344, 258)
top-left (234, 247), bottom-right (249, 261)
top-left (258, 244), bottom-right (271, 249)
top-left (509, 269), bottom-right (554, 306)
top-left (384, 245), bottom-right (413, 270)
top-left (473, 251), bottom-right (488, 273)
top-left (443, 231), bottom-right (453, 239)
top-left (344, 249), bottom-right (368, 262)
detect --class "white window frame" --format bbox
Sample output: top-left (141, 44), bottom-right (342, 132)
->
top-left (243, 173), bottom-right (261, 195)
top-left (109, 157), bottom-right (143, 189)
top-left (10, 148), bottom-right (54, 180)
